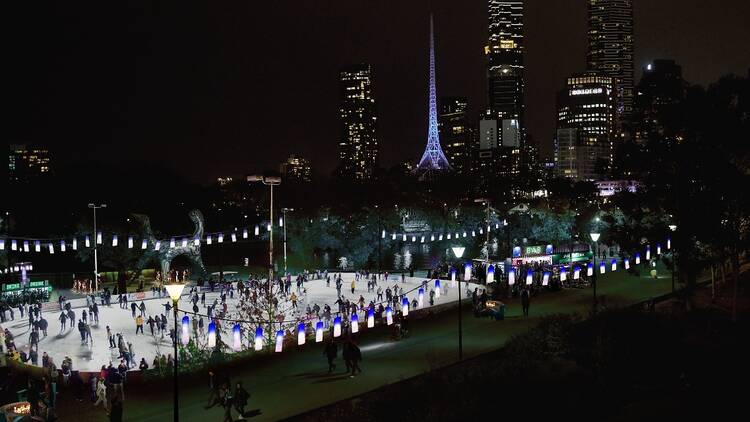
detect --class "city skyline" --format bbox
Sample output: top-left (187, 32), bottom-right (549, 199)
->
top-left (6, 0), bottom-right (750, 184)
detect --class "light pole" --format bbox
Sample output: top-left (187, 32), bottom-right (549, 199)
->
top-left (247, 175), bottom-right (282, 285)
top-left (281, 208), bottom-right (294, 274)
top-left (669, 224), bottom-right (677, 293)
top-left (88, 203), bottom-right (107, 292)
top-left (474, 198), bottom-right (491, 261)
top-left (452, 246), bottom-right (466, 360)
top-left (165, 281), bottom-right (186, 422)
top-left (590, 232), bottom-right (600, 312)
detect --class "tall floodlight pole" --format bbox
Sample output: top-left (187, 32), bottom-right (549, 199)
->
top-left (88, 203), bottom-right (107, 292)
top-left (247, 175), bottom-right (282, 287)
top-left (282, 208), bottom-right (294, 274)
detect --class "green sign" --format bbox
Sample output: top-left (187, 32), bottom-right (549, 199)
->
top-left (28, 280), bottom-right (49, 288)
top-left (523, 245), bottom-right (544, 256)
top-left (2, 283), bottom-right (21, 292)
top-left (552, 251), bottom-right (593, 264)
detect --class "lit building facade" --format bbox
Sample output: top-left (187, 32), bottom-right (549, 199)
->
top-left (554, 73), bottom-right (616, 181)
top-left (439, 97), bottom-right (473, 176)
top-left (279, 154), bottom-right (312, 183)
top-left (587, 0), bottom-right (634, 120)
top-left (338, 64), bottom-right (378, 181)
top-left (8, 144), bottom-right (51, 183)
top-left (487, 0), bottom-right (525, 122)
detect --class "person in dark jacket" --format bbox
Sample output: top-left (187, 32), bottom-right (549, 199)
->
top-left (324, 340), bottom-right (337, 373)
top-left (234, 381), bottom-right (250, 416)
top-left (520, 288), bottom-right (530, 317)
top-left (110, 394), bottom-right (123, 422)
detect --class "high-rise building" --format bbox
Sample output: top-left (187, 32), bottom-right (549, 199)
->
top-left (338, 64), bottom-right (378, 181)
top-left (415, 15), bottom-right (451, 180)
top-left (8, 144), bottom-right (51, 183)
top-left (487, 1), bottom-right (525, 122)
top-left (633, 59), bottom-right (686, 144)
top-left (279, 154), bottom-right (312, 183)
top-left (554, 73), bottom-right (616, 181)
top-left (439, 97), bottom-right (473, 176)
top-left (587, 0), bottom-right (634, 120)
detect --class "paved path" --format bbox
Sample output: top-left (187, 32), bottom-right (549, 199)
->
top-left (88, 264), bottom-right (675, 421)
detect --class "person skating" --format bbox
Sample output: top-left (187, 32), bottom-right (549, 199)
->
top-left (135, 315), bottom-right (144, 335)
top-left (324, 339), bottom-right (337, 373)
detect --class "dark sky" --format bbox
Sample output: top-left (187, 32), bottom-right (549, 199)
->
top-left (8, 0), bottom-right (750, 184)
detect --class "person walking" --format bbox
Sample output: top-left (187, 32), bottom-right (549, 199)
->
top-left (349, 340), bottom-right (362, 377)
top-left (233, 381), bottom-right (249, 417)
top-left (59, 312), bottom-right (67, 333)
top-left (130, 302), bottom-right (137, 317)
top-left (324, 340), bottom-right (337, 373)
top-left (521, 288), bottom-right (530, 317)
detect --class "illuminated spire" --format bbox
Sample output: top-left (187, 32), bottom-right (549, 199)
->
top-left (415, 14), bottom-right (451, 179)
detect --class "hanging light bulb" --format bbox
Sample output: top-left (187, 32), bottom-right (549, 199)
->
top-left (170, 238), bottom-right (176, 248)
top-left (451, 267), bottom-right (457, 283)
top-left (207, 235), bottom-right (212, 245)
top-left (0, 239), bottom-right (4, 251)
top-left (182, 316), bottom-right (190, 345)
top-left (218, 233), bottom-right (224, 243)
top-left (231, 233), bottom-right (237, 243)
top-left (367, 309), bottom-right (374, 328)
top-left (599, 262), bottom-right (606, 274)
top-left (108, 235), bottom-right (116, 247)
top-left (48, 243), bottom-right (54, 254)
top-left (463, 232), bottom-right (467, 238)
top-left (315, 321), bottom-right (324, 342)
top-left (447, 234), bottom-right (452, 240)
top-left (472, 231), bottom-right (476, 237)
top-left (635, 253), bottom-right (641, 265)
top-left (430, 234), bottom-right (435, 242)
top-left (412, 236), bottom-right (416, 242)
top-left (479, 228), bottom-right (484, 235)
top-left (611, 259), bottom-right (617, 271)
top-left (275, 330), bottom-right (284, 352)
top-left (333, 316), bottom-right (342, 337)
top-left (60, 240), bottom-right (66, 252)
top-left (645, 245), bottom-right (651, 261)
top-left (667, 238), bottom-right (671, 250)
top-left (96, 231), bottom-right (102, 245)
top-left (279, 217), bottom-right (283, 227)
top-left (182, 237), bottom-right (188, 247)
top-left (207, 321), bottom-right (216, 348)
top-left (542, 271), bottom-right (550, 286)
top-left (624, 258), bottom-right (630, 270)
top-left (254, 225), bottom-right (260, 236)
top-left (34, 241), bottom-right (41, 252)
top-left (254, 327), bottom-right (264, 351)
top-left (560, 267), bottom-right (567, 281)
top-left (392, 234), bottom-right (396, 240)
top-left (434, 279), bottom-right (441, 298)
top-left (23, 241), bottom-right (30, 252)
top-left (402, 234), bottom-right (407, 242)
top-left (657, 243), bottom-right (662, 255)
top-left (381, 230), bottom-right (386, 239)
top-left (233, 324), bottom-right (242, 351)
top-left (11, 239), bottom-right (18, 251)
top-left (418, 288), bottom-right (424, 308)
top-left (587, 262), bottom-right (594, 276)
top-left (85, 235), bottom-right (90, 248)
top-left (526, 269), bottom-right (533, 285)
top-left (267, 223), bottom-right (271, 231)
top-left (297, 323), bottom-right (306, 345)
top-left (402, 297), bottom-right (409, 317)
top-left (155, 240), bottom-right (161, 251)
top-left (439, 234), bottom-right (443, 241)
top-left (486, 265), bottom-right (495, 284)
top-left (141, 239), bottom-right (148, 249)
top-left (464, 262), bottom-right (472, 282)
top-left (243, 228), bottom-right (248, 239)
top-left (127, 236), bottom-right (133, 249)
top-left (508, 268), bottom-right (516, 285)
top-left (420, 236), bottom-right (425, 243)
top-left (351, 313), bottom-right (359, 333)
top-left (574, 266), bottom-right (581, 280)
top-left (386, 306), bottom-right (393, 325)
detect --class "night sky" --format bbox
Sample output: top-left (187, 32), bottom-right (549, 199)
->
top-left (8, 0), bottom-right (750, 184)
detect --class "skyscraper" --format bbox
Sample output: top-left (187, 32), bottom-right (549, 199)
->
top-left (338, 64), bottom-right (378, 181)
top-left (587, 0), bottom-right (634, 120)
top-left (487, 1), bottom-right (525, 121)
top-left (633, 59), bottom-right (686, 144)
top-left (415, 15), bottom-right (451, 179)
top-left (554, 73), bottom-right (616, 181)
top-left (439, 97), bottom-right (473, 176)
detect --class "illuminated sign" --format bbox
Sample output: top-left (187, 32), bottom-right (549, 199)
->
top-left (2, 283), bottom-right (21, 292)
top-left (570, 88), bottom-right (603, 96)
top-left (500, 39), bottom-right (516, 49)
top-left (523, 245), bottom-right (543, 256)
